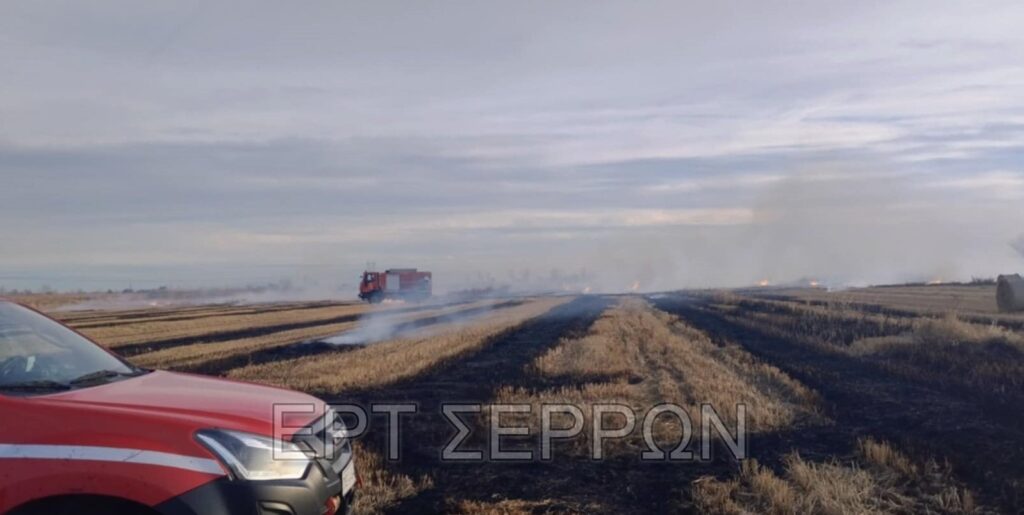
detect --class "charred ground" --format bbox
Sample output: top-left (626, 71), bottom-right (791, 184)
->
top-left (34, 286), bottom-right (1024, 514)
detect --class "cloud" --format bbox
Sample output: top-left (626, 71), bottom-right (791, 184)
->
top-left (929, 170), bottom-right (1024, 201)
top-left (2, 1), bottom-right (1024, 291)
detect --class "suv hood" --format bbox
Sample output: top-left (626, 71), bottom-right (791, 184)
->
top-left (37, 370), bottom-right (326, 437)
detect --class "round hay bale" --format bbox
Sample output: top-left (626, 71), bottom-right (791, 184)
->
top-left (996, 274), bottom-right (1024, 312)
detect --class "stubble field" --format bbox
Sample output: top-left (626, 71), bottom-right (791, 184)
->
top-left (30, 285), bottom-right (1024, 514)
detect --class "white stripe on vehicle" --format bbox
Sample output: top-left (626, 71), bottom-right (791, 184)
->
top-left (0, 444), bottom-right (225, 475)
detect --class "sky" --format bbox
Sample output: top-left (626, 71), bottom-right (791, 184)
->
top-left (2, 1), bottom-right (1023, 294)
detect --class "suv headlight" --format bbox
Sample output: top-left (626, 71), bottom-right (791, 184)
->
top-left (196, 429), bottom-right (311, 481)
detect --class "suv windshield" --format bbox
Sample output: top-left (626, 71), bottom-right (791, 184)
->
top-left (0, 302), bottom-right (139, 391)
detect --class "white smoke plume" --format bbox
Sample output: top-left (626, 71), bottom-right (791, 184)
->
top-left (322, 305), bottom-right (410, 346)
top-left (320, 298), bottom-right (512, 346)
top-left (1013, 236), bottom-right (1024, 260)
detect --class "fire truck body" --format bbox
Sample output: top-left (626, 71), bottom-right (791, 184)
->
top-left (359, 268), bottom-right (431, 303)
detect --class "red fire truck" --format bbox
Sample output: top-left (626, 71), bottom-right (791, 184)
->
top-left (358, 268), bottom-right (432, 303)
top-left (0, 299), bottom-right (357, 515)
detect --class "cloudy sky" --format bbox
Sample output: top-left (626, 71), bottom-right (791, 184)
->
top-left (2, 1), bottom-right (1023, 293)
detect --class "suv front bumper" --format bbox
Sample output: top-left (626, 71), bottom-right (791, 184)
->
top-left (154, 462), bottom-right (353, 515)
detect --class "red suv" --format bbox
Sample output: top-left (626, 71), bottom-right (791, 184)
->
top-left (0, 300), bottom-right (357, 515)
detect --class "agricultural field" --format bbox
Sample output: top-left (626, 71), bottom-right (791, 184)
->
top-left (764, 283), bottom-right (1024, 326)
top-left (32, 285), bottom-right (1024, 514)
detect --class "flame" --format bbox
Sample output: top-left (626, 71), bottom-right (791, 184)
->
top-left (630, 281), bottom-right (640, 292)
top-left (809, 280), bottom-right (820, 288)
top-left (927, 278), bottom-right (944, 285)
top-left (582, 286), bottom-right (592, 294)
top-left (757, 279), bottom-right (770, 287)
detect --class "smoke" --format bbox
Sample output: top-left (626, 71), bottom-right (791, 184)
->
top-left (502, 163), bottom-right (1024, 292)
top-left (319, 298), bottom-right (511, 346)
top-left (728, 167), bottom-right (1021, 287)
top-left (743, 168), bottom-right (938, 286)
top-left (1013, 235), bottom-right (1024, 260)
top-left (322, 306), bottom-right (410, 345)
top-left (33, 161), bottom-right (1024, 300)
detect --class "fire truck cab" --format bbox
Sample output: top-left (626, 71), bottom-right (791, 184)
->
top-left (358, 269), bottom-right (431, 303)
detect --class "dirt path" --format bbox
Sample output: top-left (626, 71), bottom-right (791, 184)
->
top-left (654, 295), bottom-right (1024, 512)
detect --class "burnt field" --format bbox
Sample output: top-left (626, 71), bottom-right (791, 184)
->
top-left (38, 287), bottom-right (1024, 514)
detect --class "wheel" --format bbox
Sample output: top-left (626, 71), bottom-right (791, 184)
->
top-left (10, 496), bottom-right (156, 515)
